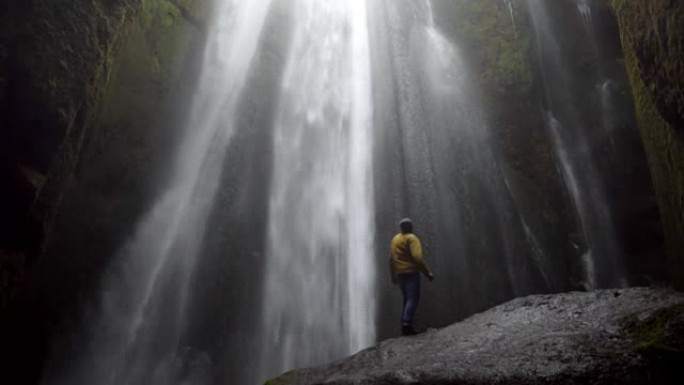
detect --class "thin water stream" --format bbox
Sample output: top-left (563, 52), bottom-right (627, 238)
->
top-left (46, 1), bottom-right (274, 384)
top-left (527, 0), bottom-right (625, 289)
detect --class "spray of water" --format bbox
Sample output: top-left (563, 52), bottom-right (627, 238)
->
top-left (380, 0), bottom-right (542, 307)
top-left (45, 2), bottom-right (274, 384)
top-left (257, 0), bottom-right (376, 381)
top-left (573, 0), bottom-right (593, 34)
top-left (499, 0), bottom-right (517, 34)
top-left (426, 0), bottom-right (435, 28)
top-left (527, 0), bottom-right (624, 289)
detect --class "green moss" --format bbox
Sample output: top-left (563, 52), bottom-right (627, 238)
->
top-left (77, 0), bottom-right (202, 202)
top-left (127, 0), bottom-right (189, 80)
top-left (262, 368), bottom-right (304, 385)
top-left (622, 304), bottom-right (684, 355)
top-left (452, 0), bottom-right (533, 97)
top-left (263, 377), bottom-right (291, 385)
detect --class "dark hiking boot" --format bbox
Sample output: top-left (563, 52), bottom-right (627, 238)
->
top-left (401, 325), bottom-right (417, 336)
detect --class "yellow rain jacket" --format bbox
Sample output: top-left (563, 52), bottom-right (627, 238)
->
top-left (389, 233), bottom-right (431, 277)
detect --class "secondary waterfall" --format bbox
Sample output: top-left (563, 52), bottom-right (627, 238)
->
top-left (45, 1), bottom-right (274, 384)
top-left (257, 0), bottom-right (375, 381)
top-left (527, 0), bottom-right (625, 289)
top-left (349, 0), bottom-right (556, 342)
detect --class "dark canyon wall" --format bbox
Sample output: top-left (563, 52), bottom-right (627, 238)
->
top-left (0, 0), bottom-right (209, 382)
top-left (610, 0), bottom-right (684, 290)
top-left (1, 0), bottom-right (142, 310)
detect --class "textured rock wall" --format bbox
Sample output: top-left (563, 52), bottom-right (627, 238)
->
top-left (0, 0), bottom-right (143, 308)
top-left (0, 0), bottom-right (208, 307)
top-left (610, 0), bottom-right (684, 289)
top-left (0, 0), bottom-right (208, 382)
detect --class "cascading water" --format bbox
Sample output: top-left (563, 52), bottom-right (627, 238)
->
top-left (527, 0), bottom-right (625, 289)
top-left (422, 0), bottom-right (545, 299)
top-left (598, 79), bottom-right (618, 154)
top-left (256, 0), bottom-right (376, 382)
top-left (499, 0), bottom-right (518, 34)
top-left (368, 0), bottom-right (549, 327)
top-left (573, 0), bottom-right (593, 34)
top-left (572, 0), bottom-right (616, 156)
top-left (45, 1), bottom-right (274, 384)
top-left (39, 1), bottom-right (664, 384)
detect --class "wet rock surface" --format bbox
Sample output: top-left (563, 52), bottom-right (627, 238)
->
top-left (610, 0), bottom-right (684, 290)
top-left (268, 287), bottom-right (684, 384)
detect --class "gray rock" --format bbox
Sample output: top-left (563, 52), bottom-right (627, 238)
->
top-left (267, 287), bottom-right (684, 384)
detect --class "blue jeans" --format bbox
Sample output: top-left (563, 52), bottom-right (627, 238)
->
top-left (398, 272), bottom-right (420, 326)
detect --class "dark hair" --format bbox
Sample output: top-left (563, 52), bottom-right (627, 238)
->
top-left (399, 218), bottom-right (413, 233)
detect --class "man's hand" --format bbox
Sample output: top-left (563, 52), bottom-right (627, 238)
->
top-left (426, 272), bottom-right (435, 282)
top-left (389, 256), bottom-right (398, 285)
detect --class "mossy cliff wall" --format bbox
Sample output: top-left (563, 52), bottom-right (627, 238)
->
top-left (610, 0), bottom-right (684, 289)
top-left (436, 0), bottom-right (593, 289)
top-left (0, 0), bottom-right (208, 382)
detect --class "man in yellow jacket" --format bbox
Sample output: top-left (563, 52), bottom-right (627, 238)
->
top-left (389, 218), bottom-right (434, 336)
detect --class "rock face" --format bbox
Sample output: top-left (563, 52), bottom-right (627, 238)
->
top-left (0, 0), bottom-right (208, 383)
top-left (0, 0), bottom-right (142, 278)
top-left (0, 0), bottom-right (208, 308)
top-left (609, 0), bottom-right (684, 289)
top-left (268, 288), bottom-right (684, 385)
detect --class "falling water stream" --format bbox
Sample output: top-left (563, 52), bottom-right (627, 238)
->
top-left (573, 0), bottom-right (593, 33)
top-left (257, 0), bottom-right (375, 381)
top-left (527, 0), bottom-right (626, 289)
top-left (46, 1), bottom-right (274, 384)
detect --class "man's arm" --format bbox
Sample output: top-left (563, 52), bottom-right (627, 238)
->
top-left (408, 236), bottom-right (434, 281)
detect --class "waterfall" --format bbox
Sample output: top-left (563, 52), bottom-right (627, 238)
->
top-left (368, 0), bottom-right (545, 319)
top-left (257, 0), bottom-right (376, 381)
top-left (544, 112), bottom-right (601, 289)
top-left (500, 0), bottom-right (518, 34)
top-left (420, 0), bottom-right (542, 298)
top-left (598, 79), bottom-right (618, 154)
top-left (45, 1), bottom-right (274, 384)
top-left (573, 0), bottom-right (594, 34)
top-left (426, 0), bottom-right (435, 27)
top-left (527, 0), bottom-right (625, 289)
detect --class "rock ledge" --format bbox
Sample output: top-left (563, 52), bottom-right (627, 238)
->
top-left (267, 288), bottom-right (684, 384)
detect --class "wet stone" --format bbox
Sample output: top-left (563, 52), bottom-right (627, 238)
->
top-left (267, 287), bottom-right (684, 385)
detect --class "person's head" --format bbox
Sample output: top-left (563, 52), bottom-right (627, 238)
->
top-left (399, 218), bottom-right (413, 234)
